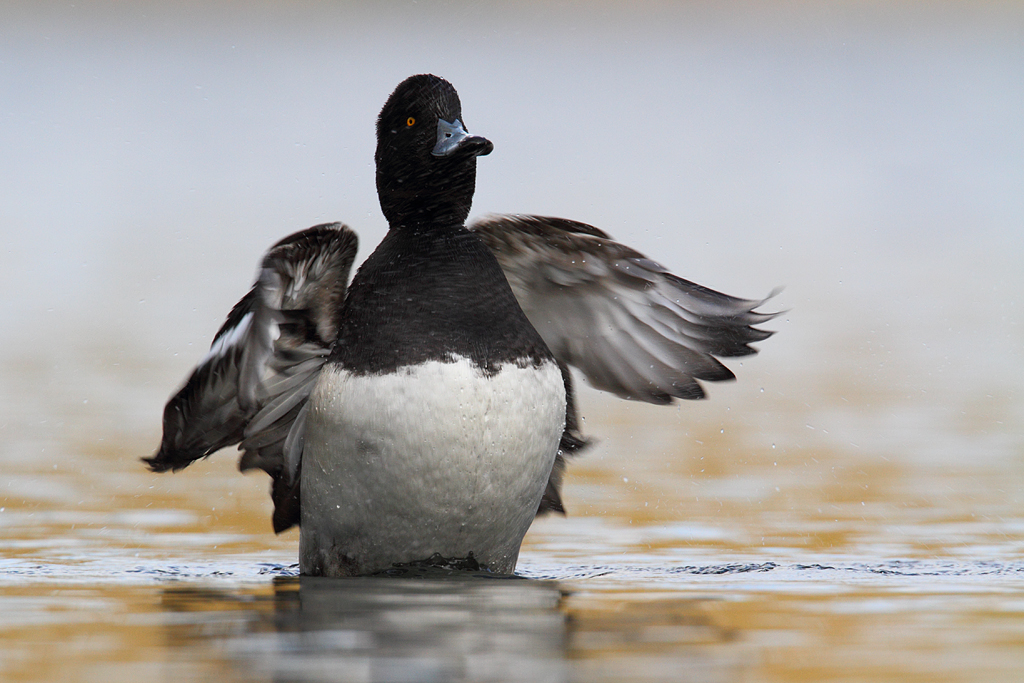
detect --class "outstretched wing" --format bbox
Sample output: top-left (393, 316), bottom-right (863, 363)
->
top-left (144, 223), bottom-right (358, 532)
top-left (471, 214), bottom-right (777, 405)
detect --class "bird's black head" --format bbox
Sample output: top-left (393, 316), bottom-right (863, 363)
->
top-left (375, 74), bottom-right (493, 229)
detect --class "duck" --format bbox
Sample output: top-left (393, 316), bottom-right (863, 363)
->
top-left (145, 74), bottom-right (776, 577)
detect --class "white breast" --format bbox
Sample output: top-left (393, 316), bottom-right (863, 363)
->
top-left (300, 356), bottom-right (566, 576)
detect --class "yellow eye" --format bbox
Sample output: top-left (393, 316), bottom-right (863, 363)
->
top-left (406, 117), bottom-right (416, 127)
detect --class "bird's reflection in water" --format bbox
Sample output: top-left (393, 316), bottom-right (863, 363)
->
top-left (160, 569), bottom-right (569, 683)
top-left (158, 566), bottom-right (743, 683)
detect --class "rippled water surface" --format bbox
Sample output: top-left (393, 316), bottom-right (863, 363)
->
top-left (2, 1), bottom-right (1023, 681)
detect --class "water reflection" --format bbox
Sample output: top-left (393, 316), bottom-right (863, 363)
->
top-left (565, 594), bottom-right (741, 683)
top-left (156, 571), bottom-right (751, 683)
top-left (161, 573), bottom-right (568, 683)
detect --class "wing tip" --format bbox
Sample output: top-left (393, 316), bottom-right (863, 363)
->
top-left (141, 454), bottom-right (166, 473)
top-left (142, 449), bottom-right (191, 473)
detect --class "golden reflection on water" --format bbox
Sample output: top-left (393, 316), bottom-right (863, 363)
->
top-left (1, 352), bottom-right (1022, 683)
top-left (5, 571), bottom-right (1024, 683)
top-left (1, 327), bottom-right (1022, 683)
top-left (3, 376), bottom-right (1021, 682)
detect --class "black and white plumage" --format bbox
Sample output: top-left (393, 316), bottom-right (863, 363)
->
top-left (149, 224), bottom-right (358, 533)
top-left (146, 74), bottom-right (776, 576)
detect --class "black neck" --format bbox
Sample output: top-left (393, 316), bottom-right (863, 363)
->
top-left (331, 227), bottom-right (552, 375)
top-left (376, 156), bottom-right (477, 228)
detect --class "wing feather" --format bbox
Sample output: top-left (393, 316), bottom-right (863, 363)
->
top-left (144, 223), bottom-right (358, 532)
top-left (470, 214), bottom-right (777, 404)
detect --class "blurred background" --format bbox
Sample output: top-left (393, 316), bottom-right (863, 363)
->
top-left (1, 1), bottom-right (1022, 681)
